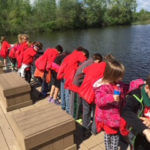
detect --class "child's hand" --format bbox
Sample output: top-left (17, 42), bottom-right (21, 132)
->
top-left (140, 117), bottom-right (150, 128)
top-left (113, 95), bottom-right (120, 102)
top-left (143, 129), bottom-right (150, 143)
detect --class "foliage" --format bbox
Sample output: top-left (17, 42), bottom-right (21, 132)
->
top-left (0, 0), bottom-right (139, 34)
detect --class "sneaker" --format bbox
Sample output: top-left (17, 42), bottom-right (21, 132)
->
top-left (76, 119), bottom-right (83, 125)
top-left (54, 99), bottom-right (61, 105)
top-left (50, 98), bottom-right (55, 103)
top-left (48, 97), bottom-right (52, 103)
top-left (3, 66), bottom-right (7, 71)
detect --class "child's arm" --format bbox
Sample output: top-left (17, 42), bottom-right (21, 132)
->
top-left (122, 94), bottom-right (148, 134)
top-left (95, 85), bottom-right (117, 107)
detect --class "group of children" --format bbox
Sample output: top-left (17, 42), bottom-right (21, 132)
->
top-left (0, 35), bottom-right (150, 150)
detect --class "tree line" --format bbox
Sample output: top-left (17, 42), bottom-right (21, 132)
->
top-left (0, 0), bottom-right (148, 35)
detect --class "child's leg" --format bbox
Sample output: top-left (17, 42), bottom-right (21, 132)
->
top-left (110, 134), bottom-right (119, 150)
top-left (3, 58), bottom-right (7, 69)
top-left (104, 133), bottom-right (111, 150)
top-left (75, 95), bottom-right (82, 120)
top-left (91, 104), bottom-right (97, 134)
top-left (70, 91), bottom-right (76, 117)
top-left (53, 87), bottom-right (59, 100)
top-left (61, 80), bottom-right (66, 110)
top-left (82, 99), bottom-right (91, 130)
top-left (25, 70), bottom-right (31, 83)
top-left (50, 85), bottom-right (55, 98)
top-left (65, 88), bottom-right (70, 114)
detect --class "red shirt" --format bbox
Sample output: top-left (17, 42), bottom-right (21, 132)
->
top-left (22, 47), bottom-right (37, 65)
top-left (35, 48), bottom-right (59, 71)
top-left (0, 41), bottom-right (10, 58)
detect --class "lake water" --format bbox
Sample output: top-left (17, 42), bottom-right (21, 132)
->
top-left (9, 24), bottom-right (150, 83)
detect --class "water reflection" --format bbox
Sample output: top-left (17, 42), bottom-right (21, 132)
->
top-left (7, 25), bottom-right (150, 83)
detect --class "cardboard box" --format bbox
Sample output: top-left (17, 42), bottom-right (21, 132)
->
top-left (9, 103), bottom-right (76, 150)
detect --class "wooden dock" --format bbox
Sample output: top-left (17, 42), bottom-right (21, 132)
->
top-left (0, 97), bottom-right (105, 150)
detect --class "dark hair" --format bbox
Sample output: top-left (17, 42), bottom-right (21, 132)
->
top-left (76, 46), bottom-right (85, 51)
top-left (93, 53), bottom-right (103, 62)
top-left (82, 49), bottom-right (89, 59)
top-left (76, 46), bottom-right (89, 58)
top-left (104, 54), bottom-right (115, 62)
top-left (34, 41), bottom-right (43, 50)
top-left (55, 45), bottom-right (63, 53)
top-left (103, 60), bottom-right (125, 83)
top-left (146, 75), bottom-right (150, 88)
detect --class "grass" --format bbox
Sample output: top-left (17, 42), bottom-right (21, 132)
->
top-left (132, 19), bottom-right (150, 25)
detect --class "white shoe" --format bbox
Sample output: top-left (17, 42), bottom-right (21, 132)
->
top-left (3, 66), bottom-right (7, 71)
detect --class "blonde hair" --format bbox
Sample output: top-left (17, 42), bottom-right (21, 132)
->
top-left (1, 36), bottom-right (6, 43)
top-left (22, 34), bottom-right (29, 41)
top-left (103, 59), bottom-right (125, 83)
top-left (17, 34), bottom-right (23, 44)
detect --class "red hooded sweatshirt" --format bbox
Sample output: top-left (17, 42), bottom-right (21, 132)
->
top-left (22, 47), bottom-right (37, 65)
top-left (57, 50), bottom-right (87, 90)
top-left (16, 42), bottom-right (29, 68)
top-left (78, 62), bottom-right (106, 104)
top-left (0, 41), bottom-right (10, 58)
top-left (35, 48), bottom-right (59, 71)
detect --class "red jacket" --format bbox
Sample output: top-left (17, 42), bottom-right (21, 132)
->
top-left (35, 48), bottom-right (59, 71)
top-left (78, 62), bottom-right (106, 104)
top-left (0, 41), bottom-right (10, 58)
top-left (16, 42), bottom-right (29, 68)
top-left (57, 50), bottom-right (87, 89)
top-left (93, 80), bottom-right (129, 135)
top-left (22, 47), bottom-right (37, 65)
top-left (9, 44), bottom-right (20, 59)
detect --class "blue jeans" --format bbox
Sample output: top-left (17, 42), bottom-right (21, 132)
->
top-left (61, 80), bottom-right (70, 114)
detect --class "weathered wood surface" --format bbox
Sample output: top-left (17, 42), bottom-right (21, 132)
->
top-left (9, 102), bottom-right (76, 150)
top-left (0, 98), bottom-right (109, 150)
top-left (0, 72), bottom-right (32, 111)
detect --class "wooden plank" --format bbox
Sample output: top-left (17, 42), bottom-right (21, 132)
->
top-left (65, 144), bottom-right (77, 150)
top-left (91, 145), bottom-right (103, 150)
top-left (0, 72), bottom-right (30, 97)
top-left (17, 107), bottom-right (65, 129)
top-left (0, 106), bottom-right (18, 150)
top-left (0, 127), bottom-right (9, 150)
top-left (52, 138), bottom-right (64, 150)
top-left (63, 133), bottom-right (74, 149)
top-left (24, 121), bottom-right (75, 149)
top-left (94, 132), bottom-right (104, 144)
top-left (13, 104), bottom-right (53, 120)
top-left (10, 103), bottom-right (76, 150)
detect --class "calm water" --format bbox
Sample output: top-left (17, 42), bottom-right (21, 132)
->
top-left (9, 24), bottom-right (150, 83)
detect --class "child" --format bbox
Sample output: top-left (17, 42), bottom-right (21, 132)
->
top-left (49, 51), bottom-right (69, 105)
top-left (9, 34), bottom-right (23, 71)
top-left (122, 75), bottom-right (150, 150)
top-left (35, 45), bottom-right (63, 98)
top-left (20, 41), bottom-right (43, 83)
top-left (16, 34), bottom-right (30, 69)
top-left (93, 59), bottom-right (127, 150)
top-left (77, 54), bottom-right (106, 134)
top-left (57, 47), bottom-right (89, 114)
top-left (0, 36), bottom-right (10, 70)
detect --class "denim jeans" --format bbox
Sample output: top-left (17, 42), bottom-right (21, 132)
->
top-left (82, 99), bottom-right (97, 134)
top-left (61, 80), bottom-right (70, 114)
top-left (41, 73), bottom-right (49, 96)
top-left (70, 91), bottom-right (82, 119)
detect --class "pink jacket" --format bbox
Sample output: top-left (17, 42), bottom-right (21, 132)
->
top-left (93, 79), bottom-right (124, 130)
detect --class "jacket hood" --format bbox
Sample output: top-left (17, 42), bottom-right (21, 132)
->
top-left (93, 78), bottom-right (103, 88)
